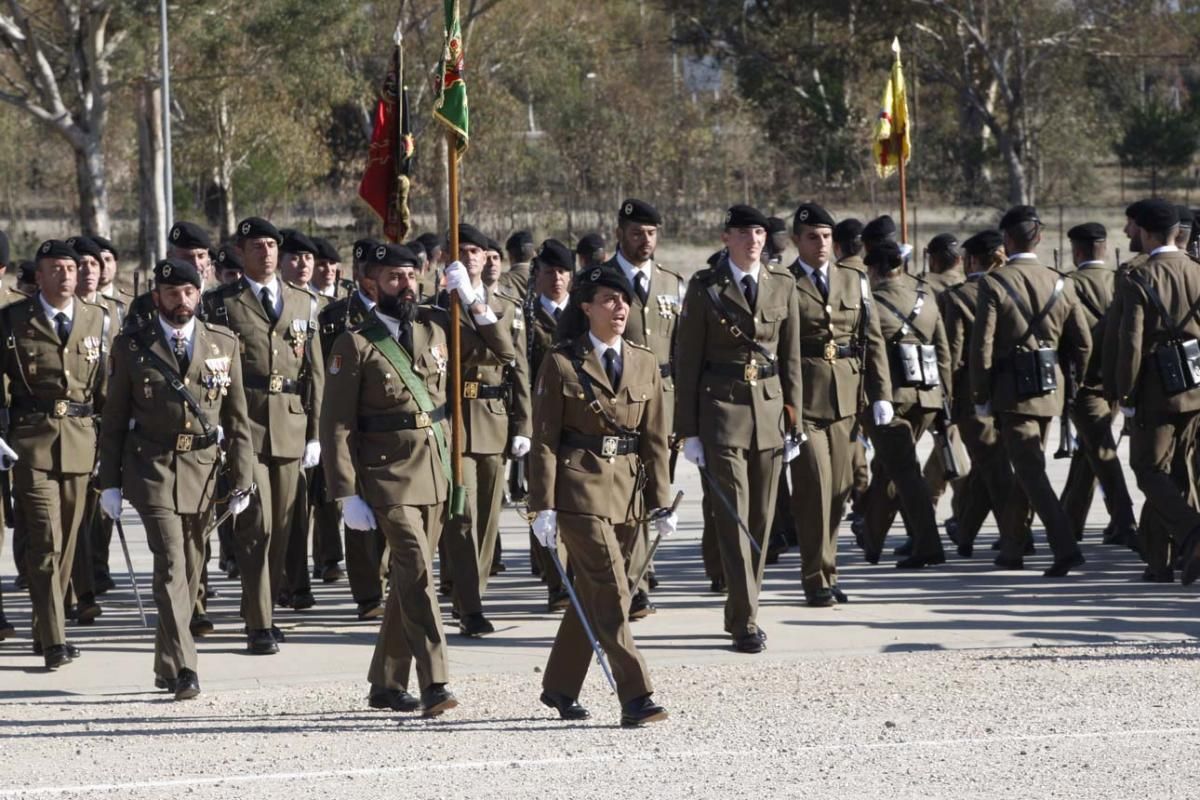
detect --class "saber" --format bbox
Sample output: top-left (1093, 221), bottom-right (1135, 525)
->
top-left (113, 519), bottom-right (148, 628)
top-left (697, 465), bottom-right (761, 554)
top-left (204, 483), bottom-right (258, 539)
top-left (629, 490), bottom-right (684, 592)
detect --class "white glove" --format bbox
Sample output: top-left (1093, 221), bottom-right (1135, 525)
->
top-left (682, 436), bottom-right (706, 468)
top-left (532, 509), bottom-right (557, 548)
top-left (652, 511), bottom-right (678, 538)
top-left (1120, 406), bottom-right (1135, 418)
top-left (99, 488), bottom-right (123, 521)
top-left (974, 402), bottom-right (993, 418)
top-left (872, 400), bottom-right (895, 426)
top-left (444, 261), bottom-right (477, 305)
top-left (899, 243), bottom-right (914, 262)
top-left (783, 432), bottom-right (805, 464)
top-left (216, 425), bottom-right (225, 445)
top-left (510, 435), bottom-right (531, 458)
top-left (341, 495), bottom-right (377, 531)
top-left (302, 439), bottom-right (321, 469)
top-left (0, 437), bottom-right (17, 470)
top-left (229, 490), bottom-right (251, 517)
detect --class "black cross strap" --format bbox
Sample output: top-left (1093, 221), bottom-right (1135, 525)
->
top-left (134, 327), bottom-right (218, 441)
top-left (989, 272), bottom-right (1065, 350)
top-left (876, 290), bottom-right (930, 346)
top-left (1128, 270), bottom-right (1200, 342)
top-left (700, 262), bottom-right (778, 365)
top-left (566, 352), bottom-right (638, 436)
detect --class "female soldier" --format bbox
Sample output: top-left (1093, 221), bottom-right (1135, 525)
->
top-left (528, 263), bottom-right (674, 727)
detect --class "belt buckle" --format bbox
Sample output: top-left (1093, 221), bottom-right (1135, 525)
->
top-left (268, 374), bottom-right (284, 394)
top-left (52, 400), bottom-right (68, 418)
top-left (176, 434), bottom-right (194, 452)
top-left (414, 411), bottom-right (432, 428)
top-left (463, 381), bottom-right (480, 399)
top-left (743, 362), bottom-right (758, 381)
top-left (600, 436), bottom-right (619, 457)
top-left (823, 341), bottom-right (839, 362)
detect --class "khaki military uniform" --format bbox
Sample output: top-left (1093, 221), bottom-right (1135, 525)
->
top-left (499, 262), bottom-right (531, 302)
top-left (416, 271), bottom-right (439, 304)
top-left (203, 277), bottom-right (323, 632)
top-left (860, 272), bottom-right (950, 562)
top-left (321, 304), bottom-right (514, 693)
top-left (0, 284), bottom-right (23, 625)
top-left (0, 295), bottom-right (109, 651)
top-left (787, 258), bottom-right (891, 595)
top-left (530, 334), bottom-right (670, 702)
top-left (969, 255), bottom-right (1091, 564)
top-left (99, 319), bottom-right (254, 680)
top-left (918, 268), bottom-right (967, 504)
top-left (674, 258), bottom-right (804, 636)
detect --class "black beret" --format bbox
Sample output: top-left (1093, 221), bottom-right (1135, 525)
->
top-left (1124, 200), bottom-right (1146, 219)
top-left (504, 230), bottom-right (533, 251)
top-left (724, 204), bottom-right (770, 230)
top-left (998, 205), bottom-right (1041, 230)
top-left (0, 230), bottom-right (8, 265)
top-left (352, 238), bottom-right (378, 263)
top-left (169, 221), bottom-right (212, 250)
top-left (766, 216), bottom-right (788, 235)
top-left (619, 198), bottom-right (662, 226)
top-left (366, 242), bottom-right (420, 268)
top-left (1067, 223), bottom-right (1107, 242)
top-left (832, 218), bottom-right (863, 243)
top-left (485, 238), bottom-right (502, 254)
top-left (92, 235), bottom-right (116, 256)
top-left (864, 240), bottom-right (903, 271)
top-left (926, 233), bottom-right (959, 255)
top-left (154, 257), bottom-right (202, 289)
top-left (535, 239), bottom-right (574, 272)
top-left (66, 235), bottom-right (103, 261)
top-left (416, 232), bottom-right (443, 252)
top-left (280, 229), bottom-right (317, 255)
top-left (236, 216), bottom-right (282, 244)
top-left (18, 260), bottom-right (36, 283)
top-left (313, 237), bottom-right (341, 263)
top-left (575, 232), bottom-right (606, 257)
top-left (216, 244), bottom-right (244, 272)
top-left (1131, 198), bottom-right (1179, 234)
top-left (962, 230), bottom-right (1004, 256)
top-left (793, 202), bottom-right (835, 230)
top-left (457, 223), bottom-right (490, 250)
top-left (862, 215), bottom-right (897, 242)
top-left (36, 239), bottom-right (79, 263)
top-left (576, 263), bottom-right (634, 298)
top-left (1175, 206), bottom-right (1193, 230)
top-left (404, 240), bottom-right (428, 260)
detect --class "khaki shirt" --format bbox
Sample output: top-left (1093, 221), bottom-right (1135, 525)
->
top-left (940, 276), bottom-right (983, 420)
top-left (871, 272), bottom-right (952, 412)
top-left (1066, 263), bottom-right (1116, 391)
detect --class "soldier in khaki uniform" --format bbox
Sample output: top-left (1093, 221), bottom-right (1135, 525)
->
top-left (436, 223), bottom-right (530, 636)
top-left (606, 198), bottom-right (686, 616)
top-left (675, 205), bottom-right (805, 652)
top-left (311, 237), bottom-right (353, 301)
top-left (1059, 223), bottom-right (1137, 549)
top-left (786, 203), bottom-right (892, 606)
top-left (530, 263), bottom-right (672, 727)
top-left (500, 231), bottom-right (534, 301)
top-left (859, 241), bottom-right (950, 567)
top-left (0, 230), bottom-right (20, 640)
top-left (323, 243), bottom-right (513, 716)
top-left (202, 217), bottom-right (324, 654)
top-left (0, 240), bottom-right (109, 669)
top-left (1115, 200), bottom-right (1200, 586)
top-left (969, 205), bottom-right (1090, 576)
top-left (98, 259), bottom-right (255, 699)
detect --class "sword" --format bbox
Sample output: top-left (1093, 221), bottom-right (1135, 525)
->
top-left (204, 483), bottom-right (258, 539)
top-left (113, 519), bottom-right (148, 628)
top-left (629, 490), bottom-right (684, 593)
top-left (697, 465), bottom-right (762, 554)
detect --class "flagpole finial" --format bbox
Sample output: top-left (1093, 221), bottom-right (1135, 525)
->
top-left (393, 21), bottom-right (403, 47)
top-left (891, 36), bottom-right (900, 54)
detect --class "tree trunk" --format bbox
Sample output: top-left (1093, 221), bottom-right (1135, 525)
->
top-left (215, 93), bottom-right (237, 240)
top-left (136, 81), bottom-right (167, 272)
top-left (997, 131), bottom-right (1029, 206)
top-left (74, 135), bottom-right (111, 236)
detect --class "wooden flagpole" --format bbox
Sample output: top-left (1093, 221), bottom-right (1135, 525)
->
top-left (447, 132), bottom-right (465, 516)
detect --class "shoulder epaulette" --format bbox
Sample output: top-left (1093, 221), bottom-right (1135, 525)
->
top-left (656, 263), bottom-right (686, 281)
top-left (764, 263), bottom-right (793, 278)
top-left (834, 261), bottom-right (867, 275)
top-left (318, 296), bottom-right (349, 322)
top-left (283, 280), bottom-right (317, 298)
top-left (200, 320), bottom-right (238, 341)
top-left (626, 340), bottom-right (653, 353)
top-left (690, 267), bottom-right (719, 287)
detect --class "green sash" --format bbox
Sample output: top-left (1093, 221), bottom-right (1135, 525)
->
top-left (360, 321), bottom-right (451, 483)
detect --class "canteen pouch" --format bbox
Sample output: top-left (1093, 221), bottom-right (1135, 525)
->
top-left (1013, 347), bottom-right (1058, 400)
top-left (895, 342), bottom-right (925, 387)
top-left (1155, 338), bottom-right (1200, 396)
top-left (918, 344), bottom-right (940, 388)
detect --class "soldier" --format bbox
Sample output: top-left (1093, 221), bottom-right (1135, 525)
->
top-left (575, 233), bottom-right (607, 271)
top-left (322, 243), bottom-right (512, 717)
top-left (97, 258), bottom-right (254, 699)
top-left (500, 230), bottom-right (535, 301)
top-left (202, 216), bottom-right (324, 654)
top-left (1115, 199), bottom-right (1200, 587)
top-left (831, 219), bottom-right (871, 536)
top-left (16, 261), bottom-right (38, 296)
top-left (92, 236), bottom-right (131, 305)
top-left (483, 238), bottom-right (504, 289)
top-left (969, 205), bottom-right (1090, 576)
top-left (0, 230), bottom-right (16, 640)
top-left (0, 240), bottom-right (109, 669)
top-left (312, 237), bottom-right (352, 300)
top-left (214, 245), bottom-right (244, 286)
top-left (414, 233), bottom-right (443, 302)
top-left (1059, 223), bottom-right (1137, 548)
top-left (858, 241), bottom-right (949, 567)
top-left (436, 223), bottom-right (530, 636)
top-left (764, 217), bottom-right (790, 266)
top-left (529, 262), bottom-right (672, 726)
top-left (786, 203), bottom-right (892, 606)
top-left (675, 204), bottom-right (804, 651)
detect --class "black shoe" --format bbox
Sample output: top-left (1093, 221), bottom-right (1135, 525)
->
top-left (756, 627), bottom-right (768, 643)
top-left (357, 601), bottom-right (384, 621)
top-left (990, 538), bottom-right (1002, 551)
top-left (420, 683), bottom-right (459, 717)
top-left (628, 590), bottom-right (655, 620)
top-left (226, 563), bottom-right (240, 580)
top-left (246, 629), bottom-right (279, 655)
top-left (320, 562), bottom-right (345, 583)
top-left (0, 613), bottom-right (14, 640)
top-left (94, 574), bottom-right (115, 596)
top-left (957, 541), bottom-right (974, 559)
top-left (830, 586), bottom-right (848, 604)
top-left (275, 592), bottom-right (292, 608)
top-left (647, 572), bottom-right (659, 590)
top-left (1043, 551), bottom-right (1085, 578)
top-left (44, 644), bottom-right (75, 670)
top-left (993, 555), bottom-right (1025, 570)
top-left (733, 632), bottom-right (765, 653)
top-left (14, 573), bottom-right (28, 590)
top-left (205, 586), bottom-right (219, 599)
top-left (490, 559), bottom-right (507, 576)
top-left (709, 577), bottom-right (727, 594)
top-left (620, 694), bottom-right (667, 728)
top-left (944, 517), bottom-right (960, 544)
top-left (893, 539), bottom-right (913, 557)
top-left (805, 588), bottom-right (835, 607)
top-left (863, 547), bottom-right (881, 565)
top-left (438, 583), bottom-right (452, 598)
top-left (851, 517), bottom-right (867, 550)
top-left (368, 684), bottom-right (421, 712)
top-left (1024, 539), bottom-right (1037, 556)
top-left (190, 613), bottom-right (215, 637)
top-left (290, 591), bottom-right (316, 610)
top-left (174, 669), bottom-right (201, 701)
top-left (540, 690), bottom-right (591, 720)
top-left (547, 588), bottom-right (570, 612)
top-left (459, 612), bottom-right (495, 638)
top-left (1179, 529), bottom-right (1200, 586)
top-left (1142, 566), bottom-right (1175, 583)
top-left (896, 551), bottom-right (947, 569)
top-left (270, 625), bottom-right (286, 643)
top-left (154, 674), bottom-right (177, 692)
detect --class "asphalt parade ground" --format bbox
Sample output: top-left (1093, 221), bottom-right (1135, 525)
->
top-left (2, 421), bottom-right (1198, 799)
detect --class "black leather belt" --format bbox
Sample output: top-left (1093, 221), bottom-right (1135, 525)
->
top-left (462, 381), bottom-right (507, 400)
top-left (706, 361), bottom-right (778, 380)
top-left (12, 398), bottom-right (93, 419)
top-left (659, 363), bottom-right (672, 378)
top-left (244, 374), bottom-right (302, 395)
top-left (800, 341), bottom-right (860, 360)
top-left (135, 426), bottom-right (220, 452)
top-left (561, 431), bottom-right (640, 456)
top-left (357, 405), bottom-right (448, 433)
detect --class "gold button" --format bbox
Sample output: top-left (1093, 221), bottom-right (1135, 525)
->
top-left (380, 455), bottom-right (386, 461)
top-left (644, 329), bottom-right (650, 336)
top-left (64, 369), bottom-right (70, 376)
top-left (749, 380), bottom-right (757, 386)
top-left (825, 305), bottom-right (833, 314)
top-left (610, 398), bottom-right (617, 404)
top-left (183, 378), bottom-right (189, 385)
top-left (184, 420), bottom-right (192, 429)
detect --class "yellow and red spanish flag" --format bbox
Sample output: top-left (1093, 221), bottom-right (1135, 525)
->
top-left (359, 24), bottom-right (416, 242)
top-left (872, 37), bottom-right (910, 179)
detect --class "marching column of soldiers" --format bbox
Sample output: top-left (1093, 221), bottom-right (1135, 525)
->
top-left (1, 196), bottom-right (1199, 724)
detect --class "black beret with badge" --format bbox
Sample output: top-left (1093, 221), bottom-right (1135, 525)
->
top-left (619, 198), bottom-right (662, 226)
top-left (36, 239), bottom-right (80, 263)
top-left (575, 262), bottom-right (634, 298)
top-left (457, 223), bottom-right (490, 250)
top-left (92, 235), bottom-right (116, 257)
top-left (961, 230), bottom-right (1004, 257)
top-left (313, 237), bottom-right (341, 263)
top-left (998, 205), bottom-right (1041, 230)
top-left (792, 202), bottom-right (836, 231)
top-left (535, 239), bottom-right (574, 272)
top-left (216, 244), bottom-right (244, 272)
top-left (236, 216), bottom-right (283, 244)
top-left (505, 230), bottom-right (533, 250)
top-left (862, 215), bottom-right (897, 242)
top-left (66, 235), bottom-right (103, 261)
top-left (1130, 198), bottom-right (1179, 233)
top-left (154, 257), bottom-right (202, 289)
top-left (926, 232), bottom-right (959, 255)
top-left (352, 238), bottom-right (378, 264)
top-left (366, 242), bottom-right (420, 268)
top-left (575, 232), bottom-right (606, 258)
top-left (169, 221), bottom-right (212, 250)
top-left (280, 229), bottom-right (318, 256)
top-left (1067, 223), bottom-right (1107, 242)
top-left (724, 204), bottom-right (770, 230)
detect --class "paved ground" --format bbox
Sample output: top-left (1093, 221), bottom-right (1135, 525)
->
top-left (2, 423), bottom-right (1199, 798)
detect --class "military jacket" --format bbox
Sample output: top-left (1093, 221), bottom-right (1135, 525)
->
top-left (871, 272), bottom-right (952, 412)
top-left (526, 296), bottom-right (561, 390)
top-left (603, 256), bottom-right (686, 396)
top-left (941, 276), bottom-right (984, 420)
top-left (318, 291), bottom-right (374, 359)
top-left (921, 267), bottom-right (966, 297)
top-left (1066, 263), bottom-right (1116, 391)
top-left (1101, 253), bottom-right (1148, 401)
top-left (498, 262), bottom-right (531, 301)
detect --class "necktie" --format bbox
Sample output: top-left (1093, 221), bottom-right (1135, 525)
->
top-left (552, 306), bottom-right (561, 322)
top-left (741, 275), bottom-right (758, 310)
top-left (812, 270), bottom-right (828, 301)
top-left (260, 287), bottom-right (277, 324)
top-left (603, 348), bottom-right (621, 390)
top-left (398, 321), bottom-right (414, 357)
top-left (54, 312), bottom-right (70, 344)
top-left (634, 272), bottom-right (649, 306)
top-left (173, 332), bottom-right (190, 375)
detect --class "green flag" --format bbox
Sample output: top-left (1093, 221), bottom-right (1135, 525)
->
top-left (433, 0), bottom-right (468, 156)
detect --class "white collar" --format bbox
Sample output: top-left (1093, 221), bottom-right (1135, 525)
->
top-left (540, 294), bottom-right (568, 314)
top-left (798, 259), bottom-right (829, 279)
top-left (356, 290), bottom-right (376, 310)
top-left (1150, 244), bottom-right (1180, 256)
top-left (38, 293), bottom-right (74, 321)
top-left (243, 274), bottom-right (280, 299)
top-left (727, 257), bottom-right (761, 284)
top-left (100, 284), bottom-right (116, 298)
top-left (616, 251), bottom-right (652, 281)
top-left (312, 283), bottom-right (337, 297)
top-left (1007, 252), bottom-right (1039, 261)
top-left (1077, 260), bottom-right (1106, 268)
top-left (374, 309), bottom-right (405, 341)
top-left (588, 331), bottom-right (622, 358)
top-left (159, 315), bottom-right (197, 347)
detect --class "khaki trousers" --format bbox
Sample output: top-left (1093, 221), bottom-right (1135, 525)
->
top-left (996, 414), bottom-right (1080, 562)
top-left (443, 452), bottom-right (504, 615)
top-left (232, 455), bottom-right (300, 629)
top-left (16, 466), bottom-right (88, 649)
top-left (790, 416), bottom-right (856, 594)
top-left (140, 505), bottom-right (209, 678)
top-left (1061, 391), bottom-right (1136, 537)
top-left (862, 405), bottom-right (943, 560)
